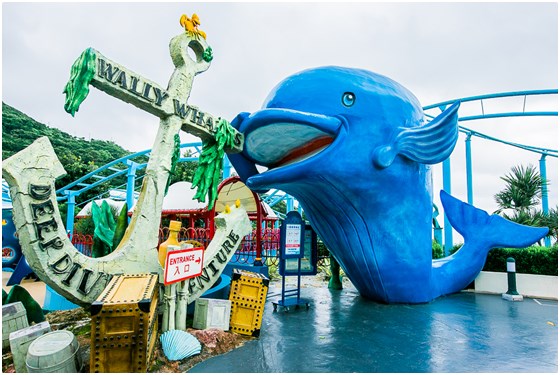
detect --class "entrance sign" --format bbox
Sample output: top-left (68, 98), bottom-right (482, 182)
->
top-left (164, 247), bottom-right (204, 285)
top-left (2, 21), bottom-right (252, 306)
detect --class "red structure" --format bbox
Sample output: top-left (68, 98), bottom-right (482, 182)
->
top-left (72, 179), bottom-right (280, 264)
top-left (209, 176), bottom-right (278, 266)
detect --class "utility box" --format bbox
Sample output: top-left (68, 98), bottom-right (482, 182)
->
top-left (90, 273), bottom-right (159, 373)
top-left (228, 269), bottom-right (269, 337)
top-left (192, 298), bottom-right (232, 331)
top-left (2, 302), bottom-right (29, 349)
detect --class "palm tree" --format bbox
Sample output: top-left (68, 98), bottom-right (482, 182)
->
top-left (494, 164), bottom-right (557, 244)
top-left (494, 164), bottom-right (544, 215)
top-left (534, 206), bottom-right (558, 244)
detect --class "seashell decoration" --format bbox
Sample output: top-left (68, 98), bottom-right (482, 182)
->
top-left (160, 330), bottom-right (202, 361)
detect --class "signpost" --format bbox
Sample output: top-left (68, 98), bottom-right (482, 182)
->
top-left (280, 224), bottom-right (318, 276)
top-left (162, 244), bottom-right (204, 331)
top-left (164, 247), bottom-right (204, 285)
top-left (273, 211), bottom-right (311, 312)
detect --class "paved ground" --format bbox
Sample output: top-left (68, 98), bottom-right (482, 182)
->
top-left (3, 271), bottom-right (557, 372)
top-left (190, 280), bottom-right (558, 373)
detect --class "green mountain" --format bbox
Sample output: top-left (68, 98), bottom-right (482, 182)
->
top-left (2, 102), bottom-right (130, 197)
top-left (2, 102), bottom-right (198, 205)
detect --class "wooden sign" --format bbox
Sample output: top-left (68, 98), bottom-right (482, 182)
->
top-left (164, 247), bottom-right (204, 285)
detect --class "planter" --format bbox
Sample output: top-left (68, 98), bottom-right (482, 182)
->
top-left (474, 271), bottom-right (558, 300)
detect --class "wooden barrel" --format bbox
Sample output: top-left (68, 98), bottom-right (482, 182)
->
top-left (25, 330), bottom-right (82, 373)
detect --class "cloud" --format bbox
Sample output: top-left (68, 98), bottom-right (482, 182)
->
top-left (2, 2), bottom-right (557, 217)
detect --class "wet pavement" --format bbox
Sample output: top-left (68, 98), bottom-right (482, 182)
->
top-left (190, 281), bottom-right (558, 373)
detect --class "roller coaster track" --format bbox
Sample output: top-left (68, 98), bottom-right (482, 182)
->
top-left (55, 142), bottom-right (205, 234)
top-left (424, 89), bottom-right (557, 157)
top-left (423, 89), bottom-right (557, 249)
top-left (52, 89), bottom-right (557, 242)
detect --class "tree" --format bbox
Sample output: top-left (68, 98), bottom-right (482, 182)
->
top-left (2, 102), bottom-right (132, 204)
top-left (169, 149), bottom-right (199, 186)
top-left (494, 164), bottom-right (557, 244)
top-left (494, 164), bottom-right (544, 214)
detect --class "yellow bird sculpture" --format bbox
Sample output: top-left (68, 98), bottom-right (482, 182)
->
top-left (180, 13), bottom-right (207, 40)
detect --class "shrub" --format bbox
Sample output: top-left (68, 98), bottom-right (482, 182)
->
top-left (483, 245), bottom-right (558, 276)
top-left (431, 241), bottom-right (460, 259)
top-left (431, 242), bottom-right (557, 276)
top-left (74, 216), bottom-right (95, 235)
top-left (432, 240), bottom-right (444, 259)
top-left (317, 239), bottom-right (330, 257)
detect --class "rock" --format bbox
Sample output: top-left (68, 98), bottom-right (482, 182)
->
top-left (187, 328), bottom-right (247, 355)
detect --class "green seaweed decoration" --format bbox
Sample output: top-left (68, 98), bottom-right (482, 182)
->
top-left (91, 201), bottom-right (129, 258)
top-left (192, 119), bottom-right (238, 210)
top-left (63, 47), bottom-right (97, 116)
top-left (5, 285), bottom-right (45, 324)
top-left (202, 46), bottom-right (214, 63)
top-left (112, 203), bottom-right (129, 250)
top-left (165, 133), bottom-right (181, 195)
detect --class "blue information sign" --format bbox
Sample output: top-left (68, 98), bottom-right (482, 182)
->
top-left (279, 224), bottom-right (318, 276)
top-left (274, 211), bottom-right (313, 311)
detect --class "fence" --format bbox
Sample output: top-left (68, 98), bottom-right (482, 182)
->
top-left (72, 226), bottom-right (284, 265)
top-left (158, 226), bottom-right (212, 248)
top-left (71, 233), bottom-right (93, 257)
top-left (73, 227), bottom-right (331, 270)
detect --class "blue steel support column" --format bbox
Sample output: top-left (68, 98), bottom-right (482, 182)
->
top-left (222, 155), bottom-right (231, 179)
top-left (442, 158), bottom-right (453, 254)
top-left (126, 161), bottom-right (138, 223)
top-left (65, 193), bottom-right (76, 240)
top-left (465, 133), bottom-right (474, 205)
top-left (539, 154), bottom-right (551, 247)
top-left (287, 196), bottom-right (294, 212)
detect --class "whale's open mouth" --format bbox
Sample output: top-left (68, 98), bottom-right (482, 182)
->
top-left (273, 135), bottom-right (333, 168)
top-left (239, 108), bottom-right (341, 172)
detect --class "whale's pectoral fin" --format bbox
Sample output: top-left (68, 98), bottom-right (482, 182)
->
top-left (441, 190), bottom-right (548, 248)
top-left (374, 102), bottom-right (460, 168)
top-left (226, 112), bottom-right (267, 193)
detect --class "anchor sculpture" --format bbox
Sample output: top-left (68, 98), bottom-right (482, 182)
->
top-left (2, 19), bottom-right (251, 306)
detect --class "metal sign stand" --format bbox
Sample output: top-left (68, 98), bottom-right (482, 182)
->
top-left (273, 211), bottom-right (310, 312)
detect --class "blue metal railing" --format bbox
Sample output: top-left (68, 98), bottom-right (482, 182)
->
top-left (50, 89), bottom-right (557, 251)
top-left (424, 89), bottom-right (558, 251)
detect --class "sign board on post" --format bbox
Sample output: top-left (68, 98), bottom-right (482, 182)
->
top-left (274, 211), bottom-right (311, 311)
top-left (164, 247), bottom-right (204, 285)
top-left (280, 224), bottom-right (318, 276)
top-left (280, 211), bottom-right (305, 259)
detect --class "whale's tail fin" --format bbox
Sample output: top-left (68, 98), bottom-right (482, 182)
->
top-left (431, 191), bottom-right (548, 300)
top-left (441, 190), bottom-right (549, 249)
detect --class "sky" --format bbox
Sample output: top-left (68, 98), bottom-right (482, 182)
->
top-left (2, 1), bottom-right (558, 235)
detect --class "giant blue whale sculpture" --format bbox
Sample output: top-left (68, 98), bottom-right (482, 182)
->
top-left (227, 66), bottom-right (548, 303)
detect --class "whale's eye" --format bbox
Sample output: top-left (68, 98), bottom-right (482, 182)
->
top-left (342, 92), bottom-right (355, 107)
